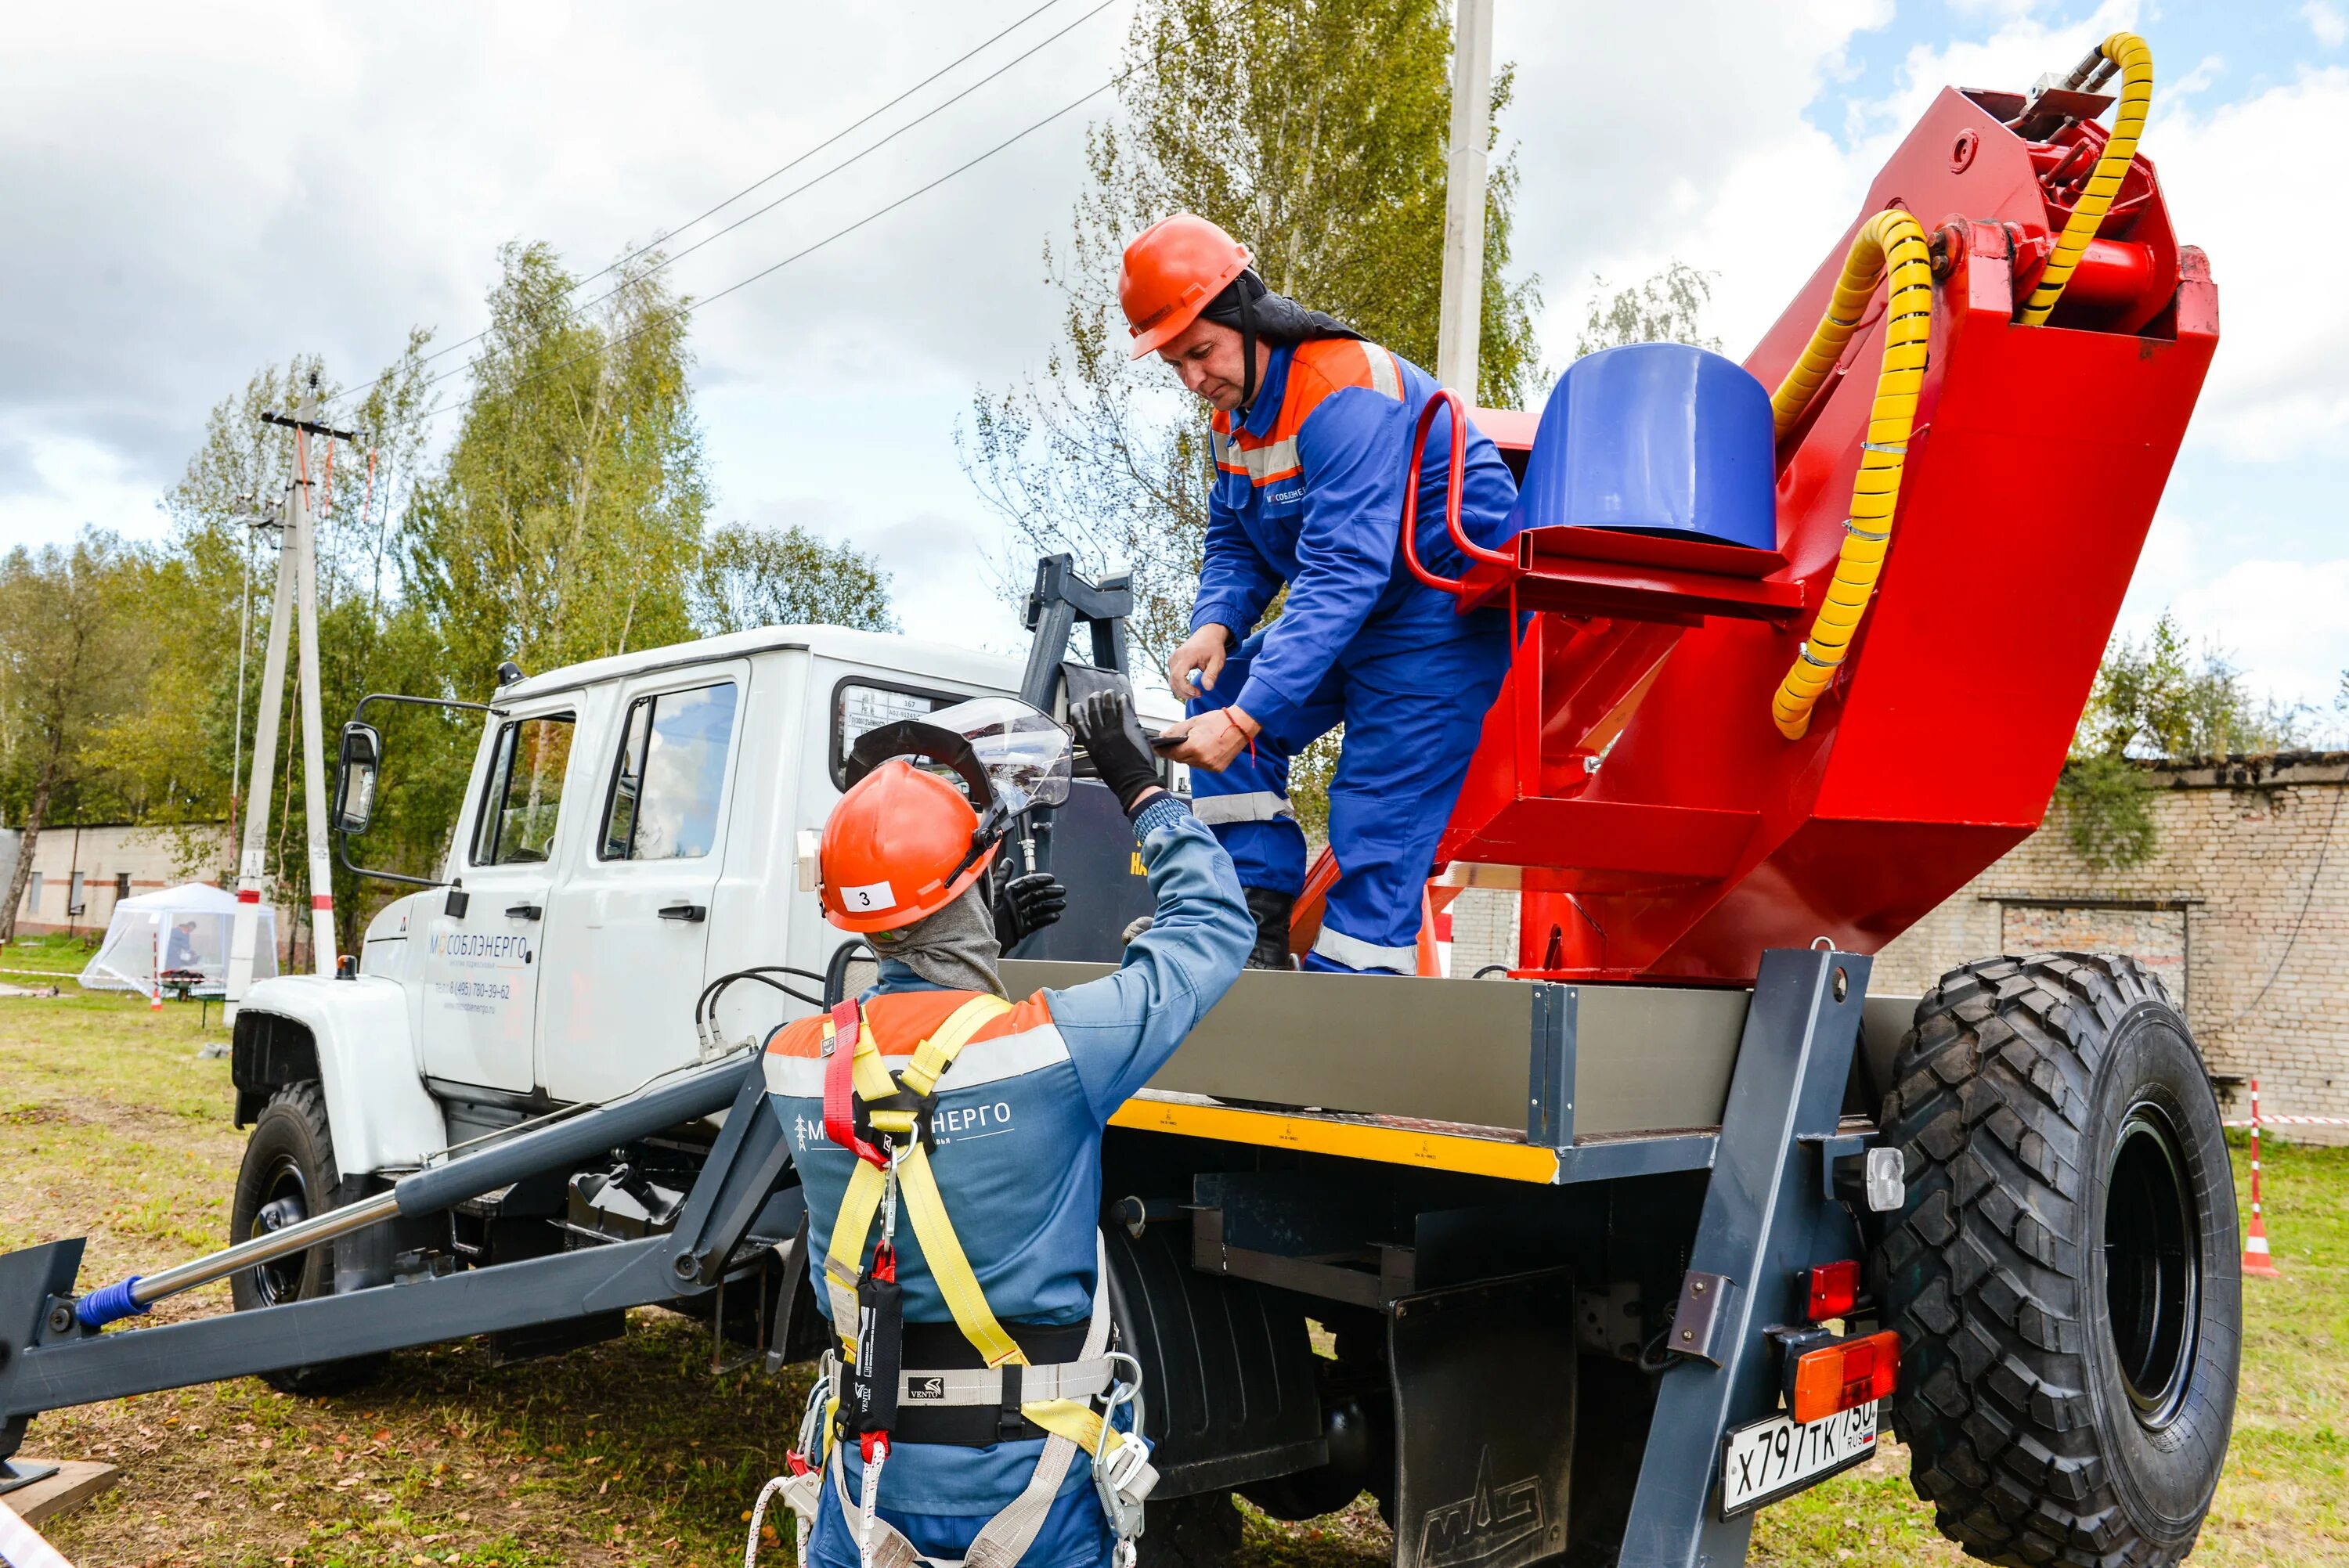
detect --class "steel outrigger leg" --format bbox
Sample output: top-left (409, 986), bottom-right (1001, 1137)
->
top-left (0, 1058), bottom-right (796, 1462)
top-left (1617, 946), bottom-right (1871, 1568)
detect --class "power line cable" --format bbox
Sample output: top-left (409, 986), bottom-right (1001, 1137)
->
top-left (364, 0), bottom-right (1239, 443)
top-left (381, 0), bottom-right (1120, 410)
top-left (327, 0), bottom-right (1089, 404)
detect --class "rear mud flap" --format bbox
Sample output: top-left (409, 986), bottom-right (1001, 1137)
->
top-left (1390, 1269), bottom-right (1575, 1568)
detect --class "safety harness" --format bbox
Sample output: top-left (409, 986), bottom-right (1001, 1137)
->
top-left (762, 993), bottom-right (1158, 1568)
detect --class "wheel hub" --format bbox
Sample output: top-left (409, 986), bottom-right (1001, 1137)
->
top-left (249, 1157), bottom-right (312, 1307)
top-left (2102, 1101), bottom-right (2200, 1428)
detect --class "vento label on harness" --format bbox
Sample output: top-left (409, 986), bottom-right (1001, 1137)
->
top-left (906, 1375), bottom-right (946, 1401)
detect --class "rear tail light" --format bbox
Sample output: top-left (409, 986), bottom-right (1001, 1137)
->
top-left (1792, 1329), bottom-right (1900, 1422)
top-left (1806, 1259), bottom-right (1860, 1321)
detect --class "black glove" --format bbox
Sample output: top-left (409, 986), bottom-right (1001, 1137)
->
top-left (993, 871), bottom-right (1066, 950)
top-left (1069, 688), bottom-right (1162, 815)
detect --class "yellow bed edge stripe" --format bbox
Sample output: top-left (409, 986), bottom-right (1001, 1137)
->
top-left (1107, 1097), bottom-right (1560, 1184)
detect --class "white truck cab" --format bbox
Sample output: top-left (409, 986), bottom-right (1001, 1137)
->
top-left (235, 618), bottom-right (1182, 1179)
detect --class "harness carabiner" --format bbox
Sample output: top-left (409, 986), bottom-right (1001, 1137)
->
top-left (1093, 1349), bottom-right (1157, 1566)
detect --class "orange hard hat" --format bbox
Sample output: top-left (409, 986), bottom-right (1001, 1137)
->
top-left (1121, 214), bottom-right (1252, 360)
top-left (819, 759), bottom-right (999, 933)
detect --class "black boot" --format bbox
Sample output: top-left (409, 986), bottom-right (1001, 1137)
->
top-left (1243, 887), bottom-right (1297, 971)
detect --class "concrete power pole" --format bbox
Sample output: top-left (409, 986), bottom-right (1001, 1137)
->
top-left (224, 386), bottom-right (359, 1026)
top-left (1435, 0), bottom-right (1496, 396)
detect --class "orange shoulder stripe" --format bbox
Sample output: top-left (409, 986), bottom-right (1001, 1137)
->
top-left (762, 990), bottom-right (1055, 1058)
top-left (1274, 339), bottom-right (1403, 439)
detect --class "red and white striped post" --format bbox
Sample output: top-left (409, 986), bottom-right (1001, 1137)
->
top-left (148, 922), bottom-right (164, 1013)
top-left (2242, 1076), bottom-right (2282, 1278)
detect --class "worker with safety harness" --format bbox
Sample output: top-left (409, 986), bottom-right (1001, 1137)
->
top-left (1128, 213), bottom-right (1521, 974)
top-left (756, 690), bottom-right (1253, 1568)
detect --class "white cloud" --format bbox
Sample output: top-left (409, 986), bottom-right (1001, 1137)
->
top-left (2149, 66), bottom-right (2349, 460)
top-left (2170, 557), bottom-right (2349, 723)
top-left (2305, 2), bottom-right (2348, 49)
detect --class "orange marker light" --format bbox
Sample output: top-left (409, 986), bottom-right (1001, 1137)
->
top-left (1806, 1259), bottom-right (1860, 1321)
top-left (1792, 1330), bottom-right (1900, 1423)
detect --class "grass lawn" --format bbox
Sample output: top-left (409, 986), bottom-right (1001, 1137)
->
top-left (3, 987), bottom-right (2343, 1566)
top-left (3, 932), bottom-right (106, 979)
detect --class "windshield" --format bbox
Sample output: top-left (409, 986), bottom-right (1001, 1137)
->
top-left (924, 696), bottom-right (1072, 813)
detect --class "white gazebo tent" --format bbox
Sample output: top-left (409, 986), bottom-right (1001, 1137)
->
top-left (79, 883), bottom-right (277, 995)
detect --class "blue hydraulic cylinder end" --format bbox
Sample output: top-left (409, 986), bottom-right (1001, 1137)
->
top-left (1506, 341), bottom-right (1777, 551)
top-left (75, 1274), bottom-right (149, 1330)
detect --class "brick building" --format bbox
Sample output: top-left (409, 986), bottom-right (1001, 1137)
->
top-left (8, 823), bottom-right (230, 937)
top-left (1446, 751), bottom-right (2349, 1141)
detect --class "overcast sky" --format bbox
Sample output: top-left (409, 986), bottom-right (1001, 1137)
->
top-left (4, 0), bottom-right (2344, 731)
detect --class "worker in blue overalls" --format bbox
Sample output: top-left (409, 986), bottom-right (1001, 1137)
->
top-left (763, 690), bottom-right (1251, 1568)
top-left (1126, 213), bottom-right (1520, 973)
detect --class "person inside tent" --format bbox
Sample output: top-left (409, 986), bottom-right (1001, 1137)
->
top-left (164, 919), bottom-right (201, 975)
top-left (1128, 213), bottom-right (1521, 975)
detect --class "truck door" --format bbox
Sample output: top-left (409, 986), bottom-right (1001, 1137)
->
top-left (419, 703), bottom-right (578, 1093)
top-left (539, 669), bottom-right (746, 1105)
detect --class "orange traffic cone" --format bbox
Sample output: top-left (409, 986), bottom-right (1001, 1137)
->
top-left (2243, 1076), bottom-right (2282, 1278)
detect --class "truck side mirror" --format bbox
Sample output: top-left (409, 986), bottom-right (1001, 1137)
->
top-left (336, 722), bottom-right (383, 835)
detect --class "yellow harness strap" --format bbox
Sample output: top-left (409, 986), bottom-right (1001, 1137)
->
top-left (823, 992), bottom-right (1117, 1458)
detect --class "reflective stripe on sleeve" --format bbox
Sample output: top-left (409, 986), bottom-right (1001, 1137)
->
top-left (1191, 790), bottom-right (1295, 826)
top-left (1237, 436), bottom-right (1302, 484)
top-left (1363, 343), bottom-right (1402, 399)
top-left (1311, 924), bottom-right (1418, 975)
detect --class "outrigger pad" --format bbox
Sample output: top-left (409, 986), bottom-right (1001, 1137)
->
top-left (1388, 1268), bottom-right (1576, 1568)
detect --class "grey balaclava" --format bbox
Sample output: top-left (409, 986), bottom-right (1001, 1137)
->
top-left (868, 881), bottom-right (1007, 998)
top-left (1197, 269), bottom-right (1366, 420)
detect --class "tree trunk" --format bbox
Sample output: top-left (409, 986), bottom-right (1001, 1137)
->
top-left (0, 771), bottom-right (59, 946)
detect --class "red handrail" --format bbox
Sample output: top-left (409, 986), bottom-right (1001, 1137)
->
top-left (1397, 388), bottom-right (1514, 597)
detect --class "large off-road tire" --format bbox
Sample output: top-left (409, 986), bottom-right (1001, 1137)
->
top-left (228, 1083), bottom-right (389, 1394)
top-left (1875, 954), bottom-right (2239, 1567)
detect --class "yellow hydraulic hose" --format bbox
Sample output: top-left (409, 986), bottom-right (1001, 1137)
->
top-left (2019, 32), bottom-right (2153, 325)
top-left (1768, 207), bottom-right (1934, 740)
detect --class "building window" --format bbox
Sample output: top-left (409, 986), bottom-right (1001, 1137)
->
top-left (114, 871), bottom-right (132, 901)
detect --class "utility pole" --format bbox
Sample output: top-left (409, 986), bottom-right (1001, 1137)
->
top-left (224, 383), bottom-right (359, 1026)
top-left (1435, 0), bottom-right (1496, 396)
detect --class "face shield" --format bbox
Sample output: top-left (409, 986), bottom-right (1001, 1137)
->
top-left (843, 696), bottom-right (1072, 882)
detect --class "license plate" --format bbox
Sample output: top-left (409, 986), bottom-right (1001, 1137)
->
top-left (1719, 1400), bottom-right (1878, 1516)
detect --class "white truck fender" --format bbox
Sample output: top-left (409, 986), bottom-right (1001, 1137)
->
top-left (237, 975), bottom-right (447, 1175)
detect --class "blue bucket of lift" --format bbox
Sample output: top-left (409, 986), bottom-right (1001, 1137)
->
top-left (1506, 342), bottom-right (1777, 551)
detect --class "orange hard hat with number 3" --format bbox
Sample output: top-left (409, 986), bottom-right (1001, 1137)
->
top-left (1120, 213), bottom-right (1251, 360)
top-left (819, 759), bottom-right (998, 933)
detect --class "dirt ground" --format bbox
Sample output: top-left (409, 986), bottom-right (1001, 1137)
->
top-left (2, 945), bottom-right (2342, 1566)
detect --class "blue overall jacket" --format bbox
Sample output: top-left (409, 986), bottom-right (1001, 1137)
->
top-left (1190, 338), bottom-right (1519, 734)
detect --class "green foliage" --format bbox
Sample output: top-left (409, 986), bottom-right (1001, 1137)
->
top-left (1575, 261), bottom-right (1723, 357)
top-left (962, 0), bottom-right (1545, 683)
top-left (692, 522), bottom-right (897, 636)
top-left (2052, 611), bottom-right (2304, 871)
top-left (2052, 751), bottom-right (2157, 871)
top-left (2074, 611), bottom-right (2300, 761)
top-left (0, 532), bottom-right (153, 939)
top-left (402, 242), bottom-right (709, 684)
top-left (9, 236), bottom-right (889, 956)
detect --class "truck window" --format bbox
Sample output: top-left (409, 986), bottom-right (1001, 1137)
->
top-left (472, 714), bottom-right (576, 866)
top-left (600, 682), bottom-right (740, 861)
top-left (829, 679), bottom-right (958, 791)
